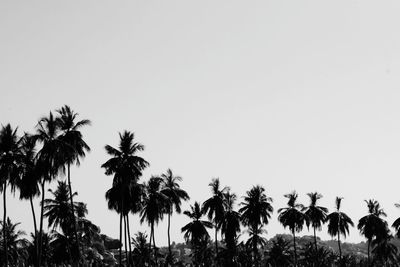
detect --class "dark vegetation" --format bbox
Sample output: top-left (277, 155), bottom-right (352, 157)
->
top-left (2, 105), bottom-right (400, 266)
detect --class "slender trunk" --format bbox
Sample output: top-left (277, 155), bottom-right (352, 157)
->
top-left (38, 179), bottom-right (46, 267)
top-left (126, 214), bottom-right (133, 267)
top-left (152, 223), bottom-right (157, 266)
top-left (367, 239), bottom-right (370, 267)
top-left (313, 226), bottom-right (317, 266)
top-left (149, 226), bottom-right (153, 266)
top-left (119, 211), bottom-right (123, 267)
top-left (293, 229), bottom-right (297, 267)
top-left (124, 215), bottom-right (129, 267)
top-left (2, 180), bottom-right (8, 267)
top-left (338, 232), bottom-right (341, 261)
top-left (215, 225), bottom-right (218, 264)
top-left (67, 163), bottom-right (81, 265)
top-left (30, 196), bottom-right (39, 267)
top-left (253, 232), bottom-right (258, 267)
top-left (167, 212), bottom-right (172, 261)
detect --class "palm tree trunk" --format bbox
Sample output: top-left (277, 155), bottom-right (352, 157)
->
top-left (124, 215), bottom-right (129, 267)
top-left (253, 233), bottom-right (258, 267)
top-left (337, 232), bottom-right (341, 261)
top-left (38, 179), bottom-right (46, 267)
top-left (67, 163), bottom-right (81, 264)
top-left (29, 196), bottom-right (39, 267)
top-left (313, 226), bottom-right (317, 266)
top-left (119, 211), bottom-right (123, 267)
top-left (293, 229), bottom-right (297, 267)
top-left (2, 180), bottom-right (8, 267)
top-left (126, 214), bottom-right (133, 267)
top-left (367, 239), bottom-right (370, 267)
top-left (215, 226), bottom-right (218, 263)
top-left (152, 223), bottom-right (157, 266)
top-left (167, 212), bottom-right (172, 261)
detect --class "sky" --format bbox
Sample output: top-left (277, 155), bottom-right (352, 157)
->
top-left (1, 0), bottom-right (400, 246)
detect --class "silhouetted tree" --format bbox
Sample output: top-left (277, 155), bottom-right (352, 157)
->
top-left (160, 168), bottom-right (189, 264)
top-left (326, 197), bottom-right (354, 261)
top-left (239, 185), bottom-right (273, 266)
top-left (358, 199), bottom-right (388, 266)
top-left (0, 124), bottom-right (23, 266)
top-left (278, 191), bottom-right (305, 267)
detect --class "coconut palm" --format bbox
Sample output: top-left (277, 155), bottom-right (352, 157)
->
top-left (303, 192), bottom-right (328, 252)
top-left (140, 176), bottom-right (168, 265)
top-left (326, 197), bottom-right (354, 261)
top-left (56, 105), bottom-right (91, 260)
top-left (202, 178), bottom-right (229, 260)
top-left (0, 124), bottom-right (23, 266)
top-left (160, 168), bottom-right (189, 263)
top-left (357, 199), bottom-right (388, 266)
top-left (102, 130), bottom-right (149, 266)
top-left (181, 201), bottom-right (213, 266)
top-left (132, 232), bottom-right (151, 266)
top-left (34, 112), bottom-right (66, 266)
top-left (0, 218), bottom-right (29, 266)
top-left (278, 191), bottom-right (306, 267)
top-left (221, 191), bottom-right (241, 266)
top-left (239, 185), bottom-right (273, 266)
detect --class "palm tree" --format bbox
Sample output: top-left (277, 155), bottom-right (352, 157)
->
top-left (278, 191), bottom-right (306, 267)
top-left (391, 202), bottom-right (400, 238)
top-left (202, 178), bottom-right (228, 260)
top-left (267, 236), bottom-right (292, 267)
top-left (326, 197), bottom-right (354, 261)
top-left (357, 199), bottom-right (388, 266)
top-left (56, 105), bottom-right (91, 261)
top-left (303, 192), bottom-right (328, 252)
top-left (181, 201), bottom-right (213, 267)
top-left (221, 191), bottom-right (241, 266)
top-left (0, 218), bottom-right (29, 266)
top-left (239, 185), bottom-right (273, 266)
top-left (102, 130), bottom-right (149, 266)
top-left (0, 124), bottom-right (23, 266)
top-left (34, 112), bottom-right (66, 266)
top-left (140, 176), bottom-right (168, 265)
top-left (132, 232), bottom-right (151, 266)
top-left (371, 227), bottom-right (398, 266)
top-left (160, 168), bottom-right (189, 263)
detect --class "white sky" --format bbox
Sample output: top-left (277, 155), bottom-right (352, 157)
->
top-left (1, 0), bottom-right (400, 245)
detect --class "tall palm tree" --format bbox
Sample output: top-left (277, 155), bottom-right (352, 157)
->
top-left (160, 168), bottom-right (189, 262)
top-left (202, 178), bottom-right (228, 260)
top-left (102, 130), bottom-right (149, 266)
top-left (140, 176), bottom-right (168, 265)
top-left (303, 192), bottom-right (328, 252)
top-left (181, 201), bottom-right (213, 267)
top-left (221, 191), bottom-right (241, 266)
top-left (326, 197), bottom-right (354, 261)
top-left (34, 112), bottom-right (66, 266)
top-left (56, 105), bottom-right (91, 261)
top-left (278, 191), bottom-right (306, 267)
top-left (239, 185), bottom-right (273, 266)
top-left (0, 124), bottom-right (23, 266)
top-left (357, 199), bottom-right (388, 266)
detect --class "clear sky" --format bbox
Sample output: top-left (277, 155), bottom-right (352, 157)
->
top-left (1, 0), bottom-right (400, 246)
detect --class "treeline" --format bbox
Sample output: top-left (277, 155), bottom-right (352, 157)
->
top-left (1, 105), bottom-right (400, 267)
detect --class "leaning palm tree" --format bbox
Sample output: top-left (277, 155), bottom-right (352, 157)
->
top-left (0, 124), bottom-right (23, 266)
top-left (202, 178), bottom-right (229, 260)
top-left (102, 130), bottom-right (149, 266)
top-left (160, 169), bottom-right (189, 262)
top-left (140, 176), bottom-right (168, 265)
top-left (326, 197), bottom-right (354, 261)
top-left (303, 192), bottom-right (328, 252)
top-left (239, 185), bottom-right (273, 266)
top-left (181, 201), bottom-right (213, 267)
top-left (34, 112), bottom-right (66, 266)
top-left (278, 191), bottom-right (306, 267)
top-left (56, 105), bottom-right (91, 261)
top-left (357, 199), bottom-right (388, 266)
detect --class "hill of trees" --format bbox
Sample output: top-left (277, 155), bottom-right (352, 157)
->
top-left (1, 105), bottom-right (400, 266)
